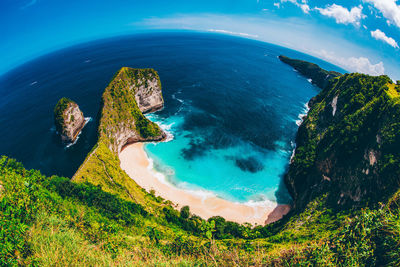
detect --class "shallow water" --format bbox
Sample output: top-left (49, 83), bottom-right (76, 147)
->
top-left (0, 32), bottom-right (345, 204)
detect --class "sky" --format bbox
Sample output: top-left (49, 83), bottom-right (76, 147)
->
top-left (0, 0), bottom-right (399, 79)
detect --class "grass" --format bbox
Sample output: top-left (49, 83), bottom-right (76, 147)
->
top-left (385, 82), bottom-right (399, 99)
top-left (2, 154), bottom-right (400, 265)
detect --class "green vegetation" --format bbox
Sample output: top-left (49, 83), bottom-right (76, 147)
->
top-left (53, 97), bottom-right (75, 134)
top-left (279, 55), bottom-right (342, 89)
top-left (2, 156), bottom-right (400, 265)
top-left (2, 64), bottom-right (400, 265)
top-left (385, 82), bottom-right (399, 99)
top-left (99, 67), bottom-right (164, 153)
top-left (286, 73), bottom-right (400, 211)
top-left (73, 67), bottom-right (164, 201)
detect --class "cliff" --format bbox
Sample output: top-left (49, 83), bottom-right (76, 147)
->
top-left (73, 67), bottom-right (165, 203)
top-left (54, 97), bottom-right (85, 142)
top-left (279, 55), bottom-right (341, 89)
top-left (285, 72), bottom-right (400, 210)
top-left (98, 67), bottom-right (165, 154)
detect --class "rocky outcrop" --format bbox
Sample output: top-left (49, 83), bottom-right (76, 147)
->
top-left (285, 72), bottom-right (400, 210)
top-left (54, 98), bottom-right (85, 143)
top-left (72, 67), bottom-right (166, 199)
top-left (134, 76), bottom-right (164, 114)
top-left (98, 67), bottom-right (165, 154)
top-left (279, 55), bottom-right (341, 89)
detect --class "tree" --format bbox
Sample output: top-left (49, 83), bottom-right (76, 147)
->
top-left (180, 206), bottom-right (190, 219)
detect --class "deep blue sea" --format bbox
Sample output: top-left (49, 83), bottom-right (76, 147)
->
top-left (0, 32), bottom-right (345, 204)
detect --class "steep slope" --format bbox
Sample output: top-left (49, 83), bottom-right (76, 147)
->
top-left (73, 67), bottom-right (165, 205)
top-left (286, 73), bottom-right (400, 210)
top-left (279, 55), bottom-right (342, 89)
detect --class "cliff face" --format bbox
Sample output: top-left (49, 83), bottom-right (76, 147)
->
top-left (286, 72), bottom-right (400, 210)
top-left (54, 97), bottom-right (85, 142)
top-left (99, 67), bottom-right (165, 154)
top-left (279, 55), bottom-right (341, 89)
top-left (134, 75), bottom-right (164, 113)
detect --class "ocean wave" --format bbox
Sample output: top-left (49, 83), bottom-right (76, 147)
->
top-left (292, 102), bottom-right (310, 161)
top-left (29, 81), bottom-right (38, 86)
top-left (65, 117), bottom-right (92, 148)
top-left (295, 102), bottom-right (310, 126)
top-left (144, 152), bottom-right (217, 205)
top-left (146, 156), bottom-right (175, 186)
top-left (172, 93), bottom-right (185, 115)
top-left (145, 114), bottom-right (175, 143)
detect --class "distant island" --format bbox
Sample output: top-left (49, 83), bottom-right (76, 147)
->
top-left (2, 57), bottom-right (400, 265)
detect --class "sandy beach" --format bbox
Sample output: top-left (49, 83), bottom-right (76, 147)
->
top-left (119, 143), bottom-right (290, 225)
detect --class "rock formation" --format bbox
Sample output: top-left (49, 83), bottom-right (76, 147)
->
top-left (73, 67), bottom-right (166, 197)
top-left (98, 67), bottom-right (165, 154)
top-left (54, 97), bottom-right (85, 143)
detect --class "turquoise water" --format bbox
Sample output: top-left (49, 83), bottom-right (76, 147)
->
top-left (0, 32), bottom-right (345, 204)
top-left (145, 112), bottom-right (295, 203)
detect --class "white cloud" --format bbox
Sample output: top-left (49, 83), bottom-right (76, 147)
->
top-left (281, 0), bottom-right (310, 14)
top-left (364, 0), bottom-right (400, 28)
top-left (138, 14), bottom-right (396, 77)
top-left (208, 29), bottom-right (259, 38)
top-left (300, 4), bottom-right (310, 13)
top-left (316, 50), bottom-right (385, 76)
top-left (371, 29), bottom-right (399, 48)
top-left (315, 4), bottom-right (365, 26)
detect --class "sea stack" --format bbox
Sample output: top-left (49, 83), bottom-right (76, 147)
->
top-left (54, 97), bottom-right (85, 143)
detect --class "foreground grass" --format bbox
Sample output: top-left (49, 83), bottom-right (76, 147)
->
top-left (1, 156), bottom-right (400, 266)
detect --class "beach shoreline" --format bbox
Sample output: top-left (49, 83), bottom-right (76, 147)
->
top-left (119, 143), bottom-right (290, 225)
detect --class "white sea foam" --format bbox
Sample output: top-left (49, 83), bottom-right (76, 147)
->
top-left (145, 114), bottom-right (175, 143)
top-left (29, 81), bottom-right (38, 86)
top-left (292, 102), bottom-right (310, 160)
top-left (290, 148), bottom-right (296, 162)
top-left (146, 156), bottom-right (173, 186)
top-left (295, 102), bottom-right (310, 126)
top-left (65, 117), bottom-right (92, 148)
top-left (307, 78), bottom-right (312, 83)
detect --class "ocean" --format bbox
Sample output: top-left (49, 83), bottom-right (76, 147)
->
top-left (0, 32), bottom-right (345, 205)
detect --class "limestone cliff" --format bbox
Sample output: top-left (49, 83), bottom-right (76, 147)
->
top-left (134, 74), bottom-right (164, 113)
top-left (73, 67), bottom-right (165, 202)
top-left (279, 55), bottom-right (341, 89)
top-left (54, 97), bottom-right (85, 143)
top-left (98, 67), bottom-right (165, 154)
top-left (285, 72), bottom-right (400, 210)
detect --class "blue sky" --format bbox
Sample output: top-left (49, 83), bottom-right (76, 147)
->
top-left (1, 0), bottom-right (399, 79)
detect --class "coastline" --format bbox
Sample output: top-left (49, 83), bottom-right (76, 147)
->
top-left (119, 143), bottom-right (290, 225)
